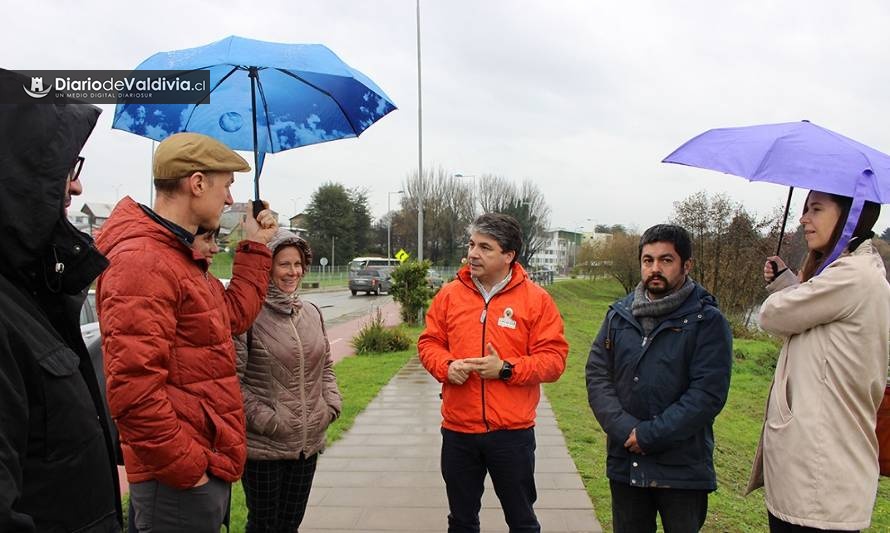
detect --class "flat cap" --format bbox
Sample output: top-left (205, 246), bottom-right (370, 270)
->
top-left (153, 132), bottom-right (250, 179)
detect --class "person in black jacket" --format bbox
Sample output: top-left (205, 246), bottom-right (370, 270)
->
top-left (0, 75), bottom-right (123, 531)
top-left (586, 224), bottom-right (732, 533)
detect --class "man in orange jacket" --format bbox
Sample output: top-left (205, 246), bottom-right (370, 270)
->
top-left (418, 212), bottom-right (568, 533)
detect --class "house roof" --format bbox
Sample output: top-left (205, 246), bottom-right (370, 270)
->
top-left (81, 202), bottom-right (116, 219)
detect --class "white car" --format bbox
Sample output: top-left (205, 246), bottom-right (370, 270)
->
top-left (79, 289), bottom-right (100, 346)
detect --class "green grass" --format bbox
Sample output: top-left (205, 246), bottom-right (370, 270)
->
top-left (544, 278), bottom-right (890, 532)
top-left (208, 252), bottom-right (348, 289)
top-left (209, 252), bottom-right (234, 279)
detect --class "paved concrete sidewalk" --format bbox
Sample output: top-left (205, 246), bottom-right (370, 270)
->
top-left (302, 357), bottom-right (602, 532)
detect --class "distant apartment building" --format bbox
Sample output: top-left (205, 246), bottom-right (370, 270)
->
top-left (529, 228), bottom-right (582, 273)
top-left (529, 228), bottom-right (612, 273)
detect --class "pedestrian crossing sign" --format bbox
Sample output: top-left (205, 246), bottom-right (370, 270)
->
top-left (395, 249), bottom-right (410, 263)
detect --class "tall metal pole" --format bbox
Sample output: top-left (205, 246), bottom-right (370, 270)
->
top-left (387, 192), bottom-right (393, 260)
top-left (416, 0), bottom-right (424, 262)
top-left (150, 141), bottom-right (156, 206)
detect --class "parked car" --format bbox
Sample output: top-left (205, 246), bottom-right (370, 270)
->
top-left (79, 289), bottom-right (100, 346)
top-left (427, 269), bottom-right (444, 290)
top-left (79, 290), bottom-right (123, 464)
top-left (349, 269), bottom-right (391, 296)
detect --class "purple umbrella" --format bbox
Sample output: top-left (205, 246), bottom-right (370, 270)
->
top-left (663, 120), bottom-right (890, 274)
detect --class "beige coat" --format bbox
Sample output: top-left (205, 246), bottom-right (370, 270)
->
top-left (235, 294), bottom-right (342, 460)
top-left (747, 241), bottom-right (890, 530)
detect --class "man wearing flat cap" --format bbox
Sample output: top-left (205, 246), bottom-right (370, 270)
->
top-left (96, 132), bottom-right (279, 531)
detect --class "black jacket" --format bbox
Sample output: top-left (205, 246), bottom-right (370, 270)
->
top-left (586, 281), bottom-right (732, 491)
top-left (0, 78), bottom-right (122, 531)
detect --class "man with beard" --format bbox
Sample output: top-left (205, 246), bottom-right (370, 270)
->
top-left (586, 224), bottom-right (732, 533)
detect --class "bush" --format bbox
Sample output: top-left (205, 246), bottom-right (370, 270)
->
top-left (389, 260), bottom-right (434, 326)
top-left (351, 309), bottom-right (412, 354)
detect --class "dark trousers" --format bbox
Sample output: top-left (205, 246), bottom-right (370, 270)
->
top-left (768, 512), bottom-right (859, 533)
top-left (241, 454), bottom-right (319, 533)
top-left (441, 427), bottom-right (539, 533)
top-left (129, 475), bottom-right (231, 533)
top-left (610, 480), bottom-right (708, 533)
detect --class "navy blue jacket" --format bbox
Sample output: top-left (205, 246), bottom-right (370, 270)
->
top-left (586, 281), bottom-right (732, 491)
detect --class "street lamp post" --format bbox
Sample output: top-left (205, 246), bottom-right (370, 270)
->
top-left (387, 190), bottom-right (405, 259)
top-left (453, 173), bottom-right (476, 214)
top-left (416, 0), bottom-right (424, 263)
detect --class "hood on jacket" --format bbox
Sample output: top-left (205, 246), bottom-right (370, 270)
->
top-left (0, 72), bottom-right (105, 293)
top-left (267, 228), bottom-right (312, 259)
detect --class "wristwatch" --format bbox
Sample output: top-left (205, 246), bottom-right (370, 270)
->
top-left (498, 361), bottom-right (514, 381)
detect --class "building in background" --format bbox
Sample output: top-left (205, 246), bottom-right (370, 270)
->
top-left (81, 203), bottom-right (116, 234)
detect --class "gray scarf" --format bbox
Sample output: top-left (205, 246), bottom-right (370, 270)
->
top-left (631, 277), bottom-right (695, 336)
top-left (265, 281), bottom-right (303, 315)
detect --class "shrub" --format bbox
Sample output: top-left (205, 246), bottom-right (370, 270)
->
top-left (389, 260), bottom-right (434, 326)
top-left (351, 309), bottom-right (412, 354)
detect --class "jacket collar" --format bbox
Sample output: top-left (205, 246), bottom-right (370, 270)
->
top-left (457, 262), bottom-right (528, 296)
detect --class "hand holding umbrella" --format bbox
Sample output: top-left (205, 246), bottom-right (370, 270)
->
top-left (242, 200), bottom-right (279, 244)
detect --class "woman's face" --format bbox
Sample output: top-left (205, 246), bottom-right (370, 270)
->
top-left (800, 191), bottom-right (842, 253)
top-left (194, 232), bottom-right (220, 265)
top-left (272, 246), bottom-right (304, 294)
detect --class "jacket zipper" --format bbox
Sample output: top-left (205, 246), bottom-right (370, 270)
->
top-left (457, 273), bottom-right (524, 433)
top-left (480, 301), bottom-right (490, 432)
top-left (288, 317), bottom-right (308, 452)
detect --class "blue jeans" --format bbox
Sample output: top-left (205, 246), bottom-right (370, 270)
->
top-left (610, 480), bottom-right (708, 533)
top-left (440, 427), bottom-right (539, 533)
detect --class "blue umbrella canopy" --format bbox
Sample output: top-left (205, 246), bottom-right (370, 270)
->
top-left (113, 35), bottom-right (397, 197)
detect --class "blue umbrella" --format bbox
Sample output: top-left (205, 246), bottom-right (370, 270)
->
top-left (663, 120), bottom-right (890, 274)
top-left (113, 35), bottom-right (397, 204)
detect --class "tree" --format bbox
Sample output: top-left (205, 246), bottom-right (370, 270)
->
top-left (574, 240), bottom-right (607, 279)
top-left (389, 260), bottom-right (434, 325)
top-left (304, 183), bottom-right (373, 266)
top-left (671, 191), bottom-right (779, 322)
top-left (401, 166), bottom-right (476, 265)
top-left (598, 232), bottom-right (641, 293)
top-left (477, 175), bottom-right (551, 267)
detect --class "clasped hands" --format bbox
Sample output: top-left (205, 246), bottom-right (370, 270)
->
top-left (447, 343), bottom-right (503, 385)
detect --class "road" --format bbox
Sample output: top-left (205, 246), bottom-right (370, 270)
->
top-left (302, 289), bottom-right (395, 327)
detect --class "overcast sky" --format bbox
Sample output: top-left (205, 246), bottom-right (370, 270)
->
top-left (6, 0), bottom-right (890, 236)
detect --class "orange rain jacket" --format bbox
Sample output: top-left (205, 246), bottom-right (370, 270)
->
top-left (418, 263), bottom-right (568, 433)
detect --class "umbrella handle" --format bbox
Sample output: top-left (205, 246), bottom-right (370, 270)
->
top-left (768, 260), bottom-right (779, 279)
top-left (252, 199), bottom-right (265, 218)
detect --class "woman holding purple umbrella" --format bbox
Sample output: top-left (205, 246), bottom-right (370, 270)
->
top-left (746, 190), bottom-right (890, 532)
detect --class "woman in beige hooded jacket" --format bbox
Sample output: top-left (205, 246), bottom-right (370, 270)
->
top-left (748, 191), bottom-right (890, 532)
top-left (236, 228), bottom-right (342, 533)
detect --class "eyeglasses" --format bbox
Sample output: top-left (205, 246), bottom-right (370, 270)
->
top-left (68, 156), bottom-right (85, 182)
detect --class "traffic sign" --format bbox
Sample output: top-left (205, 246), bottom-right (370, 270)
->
top-left (395, 249), bottom-right (410, 263)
